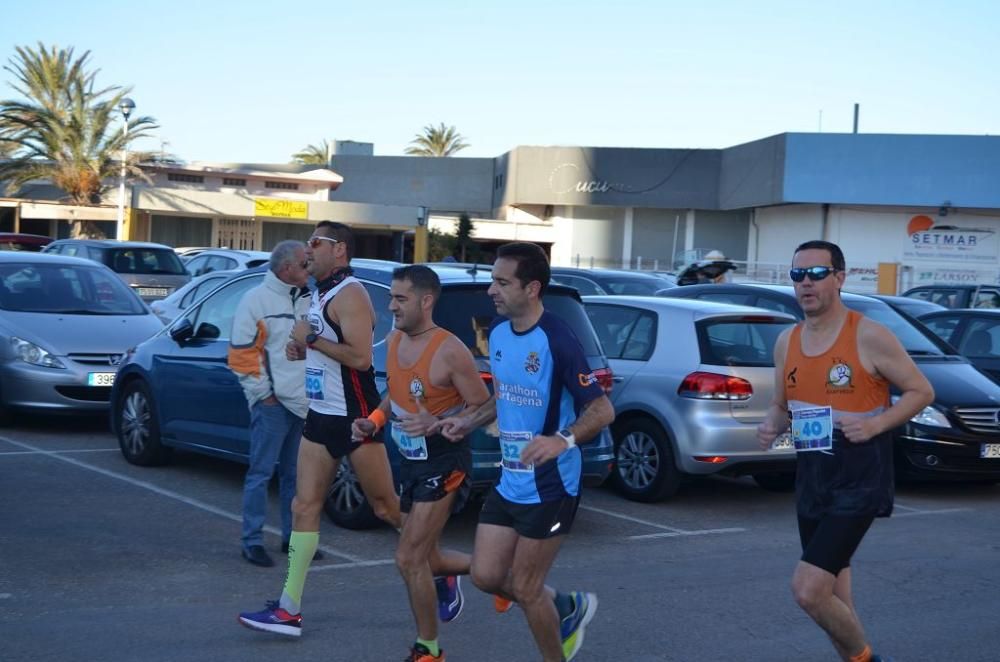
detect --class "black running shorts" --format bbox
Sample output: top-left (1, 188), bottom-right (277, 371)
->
top-left (302, 409), bottom-right (383, 460)
top-left (798, 514), bottom-right (875, 575)
top-left (479, 487), bottom-right (579, 539)
top-left (399, 451), bottom-right (472, 514)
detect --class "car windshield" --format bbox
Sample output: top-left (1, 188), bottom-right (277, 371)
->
top-left (846, 299), bottom-right (947, 355)
top-left (0, 262), bottom-right (147, 314)
top-left (106, 248), bottom-right (187, 275)
top-left (433, 287), bottom-right (603, 358)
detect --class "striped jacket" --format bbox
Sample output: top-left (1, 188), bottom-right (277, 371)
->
top-left (227, 270), bottom-right (310, 418)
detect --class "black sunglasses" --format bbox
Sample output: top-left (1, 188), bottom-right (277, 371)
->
top-left (789, 266), bottom-right (838, 283)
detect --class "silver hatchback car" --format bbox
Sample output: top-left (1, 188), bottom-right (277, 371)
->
top-left (0, 252), bottom-right (164, 421)
top-left (584, 296), bottom-right (797, 502)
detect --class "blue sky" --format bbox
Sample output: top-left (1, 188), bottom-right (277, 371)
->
top-left (2, 0), bottom-right (998, 163)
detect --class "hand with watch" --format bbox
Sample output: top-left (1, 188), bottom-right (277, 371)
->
top-left (305, 331), bottom-right (319, 348)
top-left (520, 427), bottom-right (577, 466)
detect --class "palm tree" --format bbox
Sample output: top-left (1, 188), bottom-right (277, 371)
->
top-left (291, 139), bottom-right (331, 165)
top-left (405, 123), bottom-right (468, 157)
top-left (0, 43), bottom-right (157, 237)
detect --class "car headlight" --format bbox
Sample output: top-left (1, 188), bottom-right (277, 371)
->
top-left (10, 337), bottom-right (66, 368)
top-left (891, 395), bottom-right (950, 428)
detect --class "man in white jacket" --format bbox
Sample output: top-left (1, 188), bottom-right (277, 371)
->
top-left (228, 240), bottom-right (313, 567)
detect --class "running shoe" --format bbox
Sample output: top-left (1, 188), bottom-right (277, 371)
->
top-left (238, 600), bottom-right (302, 637)
top-left (434, 575), bottom-right (464, 623)
top-left (405, 642), bottom-right (445, 661)
top-left (560, 591), bottom-right (598, 662)
top-left (494, 595), bottom-right (514, 613)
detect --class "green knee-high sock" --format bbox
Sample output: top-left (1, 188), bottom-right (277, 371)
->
top-left (278, 531), bottom-right (319, 614)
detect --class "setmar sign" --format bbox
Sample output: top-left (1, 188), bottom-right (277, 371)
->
top-left (904, 215), bottom-right (998, 263)
top-left (254, 198), bottom-right (308, 219)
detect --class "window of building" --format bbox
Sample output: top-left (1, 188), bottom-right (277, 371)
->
top-left (167, 173), bottom-right (205, 183)
top-left (264, 181), bottom-right (299, 190)
top-left (222, 178), bottom-right (247, 186)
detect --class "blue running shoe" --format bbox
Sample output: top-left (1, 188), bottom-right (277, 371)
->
top-left (434, 575), bottom-right (464, 623)
top-left (560, 591), bottom-right (598, 661)
top-left (238, 600), bottom-right (302, 637)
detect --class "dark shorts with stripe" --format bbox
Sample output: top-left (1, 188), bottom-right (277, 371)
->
top-left (399, 450), bottom-right (472, 514)
top-left (798, 514), bottom-right (875, 575)
top-left (303, 409), bottom-right (383, 460)
top-left (478, 487), bottom-right (580, 539)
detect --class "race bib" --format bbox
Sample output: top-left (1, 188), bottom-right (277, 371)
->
top-left (391, 425), bottom-right (428, 461)
top-left (500, 430), bottom-right (534, 473)
top-left (305, 366), bottom-right (324, 400)
top-left (791, 406), bottom-right (833, 452)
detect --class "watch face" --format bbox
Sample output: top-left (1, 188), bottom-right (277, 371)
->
top-left (559, 428), bottom-right (572, 438)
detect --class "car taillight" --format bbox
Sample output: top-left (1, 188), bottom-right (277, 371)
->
top-left (479, 371), bottom-right (493, 385)
top-left (593, 367), bottom-right (614, 394)
top-left (678, 371), bottom-right (752, 400)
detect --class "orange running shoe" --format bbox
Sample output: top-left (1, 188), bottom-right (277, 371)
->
top-left (405, 643), bottom-right (445, 661)
top-left (494, 595), bottom-right (514, 613)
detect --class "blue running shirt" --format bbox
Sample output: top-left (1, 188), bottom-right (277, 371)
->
top-left (489, 311), bottom-right (604, 504)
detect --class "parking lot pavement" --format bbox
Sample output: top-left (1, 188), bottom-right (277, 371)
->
top-left (3, 415), bottom-right (1000, 661)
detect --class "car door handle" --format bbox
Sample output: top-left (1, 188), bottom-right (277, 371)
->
top-left (612, 376), bottom-right (625, 383)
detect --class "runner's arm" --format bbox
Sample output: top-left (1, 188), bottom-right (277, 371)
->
top-left (758, 327), bottom-right (791, 448)
top-left (564, 394), bottom-right (614, 444)
top-left (310, 284), bottom-right (375, 371)
top-left (432, 394), bottom-right (497, 441)
top-left (842, 321), bottom-right (934, 441)
top-left (444, 336), bottom-right (491, 409)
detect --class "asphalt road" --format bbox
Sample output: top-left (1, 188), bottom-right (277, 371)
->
top-left (2, 414), bottom-right (998, 662)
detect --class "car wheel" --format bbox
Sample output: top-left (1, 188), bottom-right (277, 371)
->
top-left (611, 418), bottom-right (681, 502)
top-left (323, 458), bottom-right (382, 530)
top-left (752, 472), bottom-right (796, 492)
top-left (116, 380), bottom-right (171, 466)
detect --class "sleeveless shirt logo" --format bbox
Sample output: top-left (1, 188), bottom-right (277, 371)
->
top-left (524, 351), bottom-right (541, 374)
top-left (827, 361), bottom-right (853, 388)
top-left (409, 377), bottom-right (425, 399)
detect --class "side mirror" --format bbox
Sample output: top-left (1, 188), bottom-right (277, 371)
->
top-left (195, 322), bottom-right (221, 340)
top-left (169, 318), bottom-right (194, 343)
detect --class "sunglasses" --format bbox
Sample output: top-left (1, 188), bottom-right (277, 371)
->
top-left (789, 266), bottom-right (838, 283)
top-left (308, 236), bottom-right (341, 248)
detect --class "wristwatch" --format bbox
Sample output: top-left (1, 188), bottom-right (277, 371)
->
top-left (556, 428), bottom-right (576, 449)
top-left (305, 332), bottom-right (318, 347)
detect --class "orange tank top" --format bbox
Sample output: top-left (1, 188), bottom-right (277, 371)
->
top-left (783, 310), bottom-right (889, 418)
top-left (387, 329), bottom-right (465, 417)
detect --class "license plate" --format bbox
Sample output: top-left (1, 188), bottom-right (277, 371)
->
top-left (771, 433), bottom-right (794, 450)
top-left (87, 372), bottom-right (116, 387)
top-left (136, 287), bottom-right (169, 297)
top-left (981, 444), bottom-right (1000, 459)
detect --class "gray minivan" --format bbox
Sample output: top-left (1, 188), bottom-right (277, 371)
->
top-left (43, 239), bottom-right (190, 302)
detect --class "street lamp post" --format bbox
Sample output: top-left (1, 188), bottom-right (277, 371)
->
top-left (115, 97), bottom-right (135, 240)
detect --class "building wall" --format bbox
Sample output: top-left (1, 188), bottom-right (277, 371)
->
top-left (150, 216), bottom-right (212, 247)
top-left (631, 208), bottom-right (687, 268)
top-left (693, 210), bottom-right (750, 261)
top-left (752, 204), bottom-right (825, 265)
top-left (567, 206), bottom-right (625, 267)
top-left (329, 154), bottom-right (496, 214)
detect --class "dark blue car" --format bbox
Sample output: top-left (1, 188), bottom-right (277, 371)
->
top-left (110, 261), bottom-right (615, 528)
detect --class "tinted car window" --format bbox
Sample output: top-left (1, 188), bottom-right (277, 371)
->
top-left (362, 282), bottom-right (394, 343)
top-left (181, 274), bottom-right (229, 308)
top-left (698, 319), bottom-right (791, 367)
top-left (206, 255), bottom-right (238, 273)
top-left (973, 289), bottom-right (1000, 309)
top-left (0, 263), bottom-right (146, 315)
top-left (585, 304), bottom-right (655, 360)
top-left (597, 275), bottom-right (671, 296)
top-left (921, 316), bottom-right (959, 344)
top-left (846, 299), bottom-right (946, 355)
top-left (191, 276), bottom-right (261, 340)
top-left (959, 319), bottom-right (1000, 358)
top-left (433, 288), bottom-right (601, 358)
top-left (753, 295), bottom-right (800, 317)
top-left (552, 275), bottom-right (604, 296)
top-left (108, 248), bottom-right (187, 275)
top-left (185, 255), bottom-right (211, 276)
